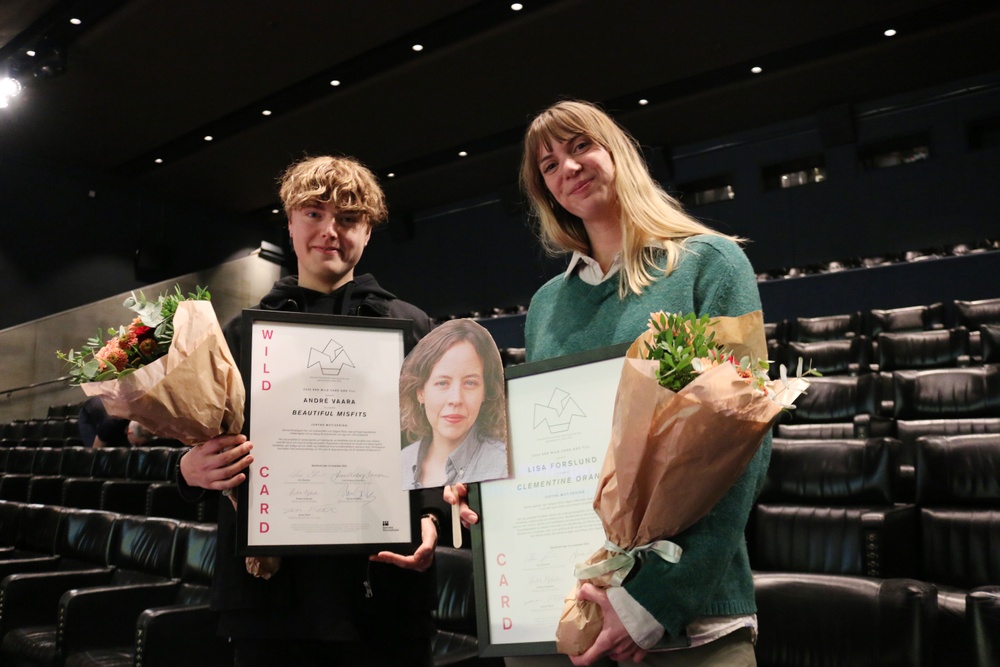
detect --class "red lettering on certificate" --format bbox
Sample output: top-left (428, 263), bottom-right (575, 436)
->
top-left (496, 553), bottom-right (506, 566)
top-left (259, 503), bottom-right (269, 514)
top-left (261, 329), bottom-right (274, 339)
top-left (503, 618), bottom-right (513, 630)
top-left (263, 363), bottom-right (270, 373)
top-left (261, 380), bottom-right (271, 390)
top-left (501, 595), bottom-right (510, 608)
top-left (260, 467), bottom-right (269, 478)
top-left (259, 522), bottom-right (269, 533)
top-left (259, 484), bottom-right (269, 495)
top-left (499, 574), bottom-right (508, 587)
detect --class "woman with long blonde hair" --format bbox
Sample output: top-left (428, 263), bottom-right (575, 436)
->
top-left (449, 101), bottom-right (765, 667)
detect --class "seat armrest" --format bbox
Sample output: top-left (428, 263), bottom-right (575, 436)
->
top-left (969, 586), bottom-right (1000, 667)
top-left (59, 580), bottom-right (180, 653)
top-left (861, 504), bottom-right (918, 578)
top-left (136, 604), bottom-right (233, 666)
top-left (0, 568), bottom-right (112, 633)
top-left (0, 555), bottom-right (61, 578)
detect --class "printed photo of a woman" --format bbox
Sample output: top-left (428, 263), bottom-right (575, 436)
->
top-left (399, 319), bottom-right (508, 489)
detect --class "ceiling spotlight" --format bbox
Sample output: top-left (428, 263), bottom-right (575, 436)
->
top-left (511, 3), bottom-right (523, 9)
top-left (330, 79), bottom-right (341, 86)
top-left (638, 99), bottom-right (649, 106)
top-left (271, 209), bottom-right (280, 215)
top-left (26, 50), bottom-right (36, 57)
top-left (751, 66), bottom-right (763, 74)
top-left (0, 77), bottom-right (22, 108)
top-left (458, 151), bottom-right (468, 157)
top-left (387, 172), bottom-right (396, 178)
top-left (261, 109), bottom-right (272, 116)
top-left (204, 135), bottom-right (213, 141)
top-left (884, 28), bottom-right (897, 37)
top-left (69, 17), bottom-right (82, 25)
top-left (154, 158), bottom-right (163, 164)
top-left (412, 44), bottom-right (424, 52)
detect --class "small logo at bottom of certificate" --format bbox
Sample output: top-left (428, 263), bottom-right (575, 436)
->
top-left (382, 520), bottom-right (399, 532)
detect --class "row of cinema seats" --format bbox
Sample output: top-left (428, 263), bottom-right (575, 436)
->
top-left (0, 502), bottom-right (491, 667)
top-left (0, 446), bottom-right (218, 523)
top-left (0, 417), bottom-right (85, 449)
top-left (749, 433), bottom-right (1000, 667)
top-left (771, 324), bottom-right (1000, 377)
top-left (765, 297), bottom-right (1000, 343)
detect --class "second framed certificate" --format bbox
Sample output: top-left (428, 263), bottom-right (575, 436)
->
top-left (237, 310), bottom-right (417, 555)
top-left (470, 344), bottom-right (628, 656)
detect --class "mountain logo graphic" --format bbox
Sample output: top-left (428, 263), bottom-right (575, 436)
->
top-left (307, 339), bottom-right (356, 376)
top-left (533, 388), bottom-right (586, 433)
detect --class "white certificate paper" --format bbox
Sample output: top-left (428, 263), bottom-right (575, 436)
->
top-left (471, 346), bottom-right (626, 655)
top-left (238, 311), bottom-right (415, 554)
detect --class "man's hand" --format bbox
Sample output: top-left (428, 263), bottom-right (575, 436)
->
top-left (369, 515), bottom-right (438, 572)
top-left (444, 483), bottom-right (479, 528)
top-left (179, 434), bottom-right (253, 491)
top-left (570, 583), bottom-right (648, 665)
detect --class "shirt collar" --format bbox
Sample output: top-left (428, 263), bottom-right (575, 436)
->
top-left (565, 251), bottom-right (622, 285)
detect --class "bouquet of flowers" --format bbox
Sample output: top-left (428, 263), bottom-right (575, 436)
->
top-left (57, 285), bottom-right (244, 445)
top-left (555, 310), bottom-right (812, 655)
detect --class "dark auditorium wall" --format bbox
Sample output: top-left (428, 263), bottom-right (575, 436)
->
top-left (1, 72), bottom-right (998, 333)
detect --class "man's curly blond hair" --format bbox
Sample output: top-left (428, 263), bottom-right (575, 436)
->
top-left (279, 155), bottom-right (387, 225)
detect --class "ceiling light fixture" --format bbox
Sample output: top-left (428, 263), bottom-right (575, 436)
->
top-left (26, 50), bottom-right (36, 57)
top-left (261, 109), bottom-right (272, 116)
top-left (330, 79), bottom-right (341, 86)
top-left (387, 172), bottom-right (396, 178)
top-left (751, 66), bottom-right (763, 74)
top-left (0, 77), bottom-right (22, 108)
top-left (884, 28), bottom-right (897, 37)
top-left (458, 151), bottom-right (468, 157)
top-left (412, 44), bottom-right (424, 52)
top-left (638, 99), bottom-right (649, 106)
top-left (511, 3), bottom-right (523, 9)
top-left (69, 18), bottom-right (82, 25)
top-left (204, 135), bottom-right (213, 141)
top-left (154, 158), bottom-right (163, 164)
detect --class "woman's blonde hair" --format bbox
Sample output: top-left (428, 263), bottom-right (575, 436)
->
top-left (519, 100), bottom-right (740, 296)
top-left (279, 155), bottom-right (388, 225)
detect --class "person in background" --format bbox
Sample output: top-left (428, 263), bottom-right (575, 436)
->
top-left (126, 420), bottom-right (153, 446)
top-left (447, 100), bottom-right (768, 667)
top-left (78, 396), bottom-right (128, 448)
top-left (176, 155), bottom-right (441, 667)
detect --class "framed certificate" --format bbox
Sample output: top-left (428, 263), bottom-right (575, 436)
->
top-left (469, 343), bottom-right (628, 656)
top-left (236, 310), bottom-right (418, 555)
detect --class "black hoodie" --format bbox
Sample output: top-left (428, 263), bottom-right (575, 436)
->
top-left (189, 274), bottom-right (438, 643)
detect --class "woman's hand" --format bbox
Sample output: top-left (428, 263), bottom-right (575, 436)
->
top-left (179, 434), bottom-right (253, 491)
top-left (444, 483), bottom-right (479, 528)
top-left (570, 583), bottom-right (648, 665)
top-left (369, 515), bottom-right (438, 572)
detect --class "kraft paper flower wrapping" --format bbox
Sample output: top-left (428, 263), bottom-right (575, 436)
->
top-left (82, 300), bottom-right (245, 444)
top-left (554, 310), bottom-right (809, 656)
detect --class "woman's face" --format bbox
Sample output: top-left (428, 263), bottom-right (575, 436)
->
top-left (417, 341), bottom-right (485, 449)
top-left (537, 133), bottom-right (616, 223)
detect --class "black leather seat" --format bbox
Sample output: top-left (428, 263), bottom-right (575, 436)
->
top-left (750, 437), bottom-right (916, 578)
top-left (61, 522), bottom-right (233, 667)
top-left (0, 507), bottom-right (116, 580)
top-left (890, 365), bottom-right (1000, 450)
top-left (754, 572), bottom-right (937, 666)
top-left (875, 327), bottom-right (971, 371)
top-left (0, 515), bottom-right (180, 667)
top-left (867, 302), bottom-right (945, 336)
top-left (915, 434), bottom-right (1000, 667)
top-left (100, 447), bottom-right (181, 515)
top-left (775, 374), bottom-right (892, 440)
top-left (793, 311), bottom-right (863, 342)
top-left (785, 336), bottom-right (871, 376)
top-left (61, 447), bottom-right (131, 510)
top-left (431, 547), bottom-right (480, 666)
top-left (26, 447), bottom-right (96, 505)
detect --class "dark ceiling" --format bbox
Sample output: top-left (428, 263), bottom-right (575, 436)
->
top-left (2, 0), bottom-right (1000, 226)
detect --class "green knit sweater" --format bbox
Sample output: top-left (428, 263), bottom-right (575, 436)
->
top-left (524, 234), bottom-right (771, 640)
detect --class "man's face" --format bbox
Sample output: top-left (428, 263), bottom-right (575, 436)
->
top-left (288, 202), bottom-right (372, 293)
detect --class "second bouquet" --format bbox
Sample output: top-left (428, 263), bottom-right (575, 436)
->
top-left (555, 310), bottom-right (810, 656)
